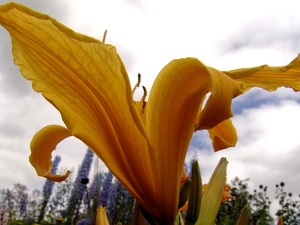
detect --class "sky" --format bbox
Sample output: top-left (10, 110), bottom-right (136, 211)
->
top-left (0, 0), bottom-right (300, 218)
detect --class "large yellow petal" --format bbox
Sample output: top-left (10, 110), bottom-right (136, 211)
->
top-left (147, 58), bottom-right (211, 223)
top-left (0, 2), bottom-right (155, 210)
top-left (223, 54), bottom-right (300, 92)
top-left (146, 58), bottom-right (242, 223)
top-left (29, 125), bottom-right (72, 182)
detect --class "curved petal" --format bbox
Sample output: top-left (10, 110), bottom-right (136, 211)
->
top-left (0, 2), bottom-right (155, 207)
top-left (207, 119), bottom-right (237, 151)
top-left (223, 54), bottom-right (300, 92)
top-left (29, 125), bottom-right (72, 182)
top-left (196, 67), bottom-right (243, 130)
top-left (146, 58), bottom-right (211, 223)
top-left (146, 58), bottom-right (243, 222)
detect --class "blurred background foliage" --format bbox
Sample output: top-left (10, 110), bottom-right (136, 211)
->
top-left (0, 151), bottom-right (299, 225)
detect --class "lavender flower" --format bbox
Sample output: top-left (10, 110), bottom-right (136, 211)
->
top-left (107, 180), bottom-right (134, 224)
top-left (75, 149), bottom-right (94, 202)
top-left (20, 197), bottom-right (28, 217)
top-left (24, 189), bottom-right (41, 223)
top-left (47, 169), bottom-right (73, 219)
top-left (76, 217), bottom-right (91, 225)
top-left (0, 208), bottom-right (9, 225)
top-left (66, 149), bottom-right (94, 224)
top-left (12, 184), bottom-right (29, 220)
top-left (87, 172), bottom-right (104, 206)
top-left (38, 155), bottom-right (62, 223)
top-left (106, 180), bottom-right (120, 224)
top-left (100, 171), bottom-right (113, 207)
top-left (0, 189), bottom-right (14, 218)
top-left (43, 156), bottom-right (61, 197)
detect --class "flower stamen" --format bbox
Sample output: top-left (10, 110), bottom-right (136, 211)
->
top-left (102, 29), bottom-right (107, 43)
top-left (132, 73), bottom-right (141, 95)
top-left (141, 86), bottom-right (147, 113)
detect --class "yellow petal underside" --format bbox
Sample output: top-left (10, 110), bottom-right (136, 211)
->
top-left (147, 58), bottom-right (210, 223)
top-left (208, 119), bottom-right (237, 151)
top-left (29, 125), bottom-right (72, 182)
top-left (0, 2), bottom-right (155, 207)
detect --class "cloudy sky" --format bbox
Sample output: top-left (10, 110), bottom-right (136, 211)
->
top-left (1, 0), bottom-right (300, 217)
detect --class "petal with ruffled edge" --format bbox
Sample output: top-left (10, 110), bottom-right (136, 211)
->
top-left (224, 54), bottom-right (300, 92)
top-left (29, 125), bottom-right (72, 182)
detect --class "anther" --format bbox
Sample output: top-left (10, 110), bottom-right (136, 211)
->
top-left (132, 73), bottom-right (141, 95)
top-left (102, 30), bottom-right (108, 43)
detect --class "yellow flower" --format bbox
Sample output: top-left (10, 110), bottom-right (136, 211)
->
top-left (202, 183), bottom-right (235, 203)
top-left (1, 2), bottom-right (300, 224)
